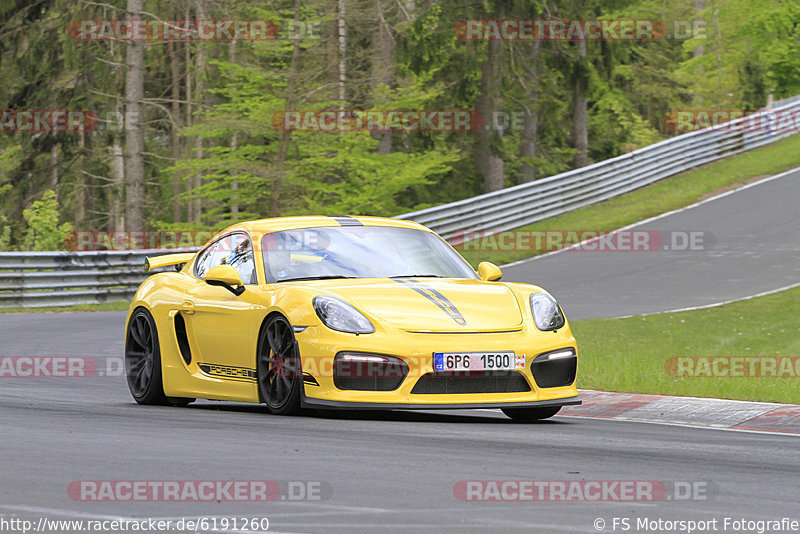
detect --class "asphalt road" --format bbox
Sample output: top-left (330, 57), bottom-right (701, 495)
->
top-left (503, 168), bottom-right (800, 319)
top-left (2, 312), bottom-right (799, 533)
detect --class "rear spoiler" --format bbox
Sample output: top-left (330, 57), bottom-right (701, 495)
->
top-left (144, 252), bottom-right (196, 272)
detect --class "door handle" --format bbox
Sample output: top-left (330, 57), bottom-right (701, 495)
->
top-left (181, 300), bottom-right (196, 315)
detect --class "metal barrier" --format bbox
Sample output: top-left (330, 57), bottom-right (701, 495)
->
top-left (0, 250), bottom-right (195, 309)
top-left (397, 95), bottom-right (800, 238)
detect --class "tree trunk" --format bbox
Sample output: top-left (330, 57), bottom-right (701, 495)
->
top-left (191, 0), bottom-right (206, 224)
top-left (229, 39), bottom-right (239, 216)
top-left (519, 40), bottom-right (540, 183)
top-left (184, 2), bottom-right (194, 222)
top-left (272, 0), bottom-right (303, 217)
top-left (371, 0), bottom-right (393, 154)
top-left (713, 6), bottom-right (722, 90)
top-left (169, 40), bottom-right (182, 223)
top-left (231, 130), bottom-right (239, 217)
top-left (169, 40), bottom-right (183, 223)
top-left (124, 0), bottom-right (145, 232)
top-left (338, 0), bottom-right (346, 107)
top-left (693, 0), bottom-right (704, 65)
top-left (111, 99), bottom-right (125, 230)
top-left (50, 143), bottom-right (58, 189)
top-left (109, 32), bottom-right (125, 231)
top-left (78, 130), bottom-right (91, 229)
top-left (475, 38), bottom-right (504, 193)
top-left (324, 2), bottom-right (339, 96)
top-left (572, 39), bottom-right (589, 169)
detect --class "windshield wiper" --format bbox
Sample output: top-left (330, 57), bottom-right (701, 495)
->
top-left (389, 274), bottom-right (445, 278)
top-left (278, 275), bottom-right (356, 282)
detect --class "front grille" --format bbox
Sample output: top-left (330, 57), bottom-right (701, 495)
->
top-left (403, 329), bottom-right (523, 334)
top-left (411, 371), bottom-right (531, 394)
top-left (333, 353), bottom-right (408, 391)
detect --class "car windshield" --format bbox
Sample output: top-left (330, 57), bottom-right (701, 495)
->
top-left (261, 226), bottom-right (478, 283)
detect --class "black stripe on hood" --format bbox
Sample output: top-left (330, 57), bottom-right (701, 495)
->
top-left (393, 278), bottom-right (467, 326)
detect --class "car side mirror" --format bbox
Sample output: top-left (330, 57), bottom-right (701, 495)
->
top-left (205, 264), bottom-right (245, 296)
top-left (477, 261), bottom-right (502, 281)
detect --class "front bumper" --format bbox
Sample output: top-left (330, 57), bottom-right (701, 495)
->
top-left (295, 323), bottom-right (579, 408)
top-left (301, 394), bottom-right (581, 410)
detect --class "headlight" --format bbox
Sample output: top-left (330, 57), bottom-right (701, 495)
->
top-left (313, 296), bottom-right (375, 334)
top-left (529, 292), bottom-right (565, 331)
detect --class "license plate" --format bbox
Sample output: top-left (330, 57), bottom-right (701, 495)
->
top-left (433, 352), bottom-right (523, 372)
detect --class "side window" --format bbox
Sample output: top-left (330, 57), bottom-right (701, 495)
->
top-left (194, 241), bottom-right (219, 280)
top-left (224, 234), bottom-right (257, 285)
top-left (193, 233), bottom-right (256, 284)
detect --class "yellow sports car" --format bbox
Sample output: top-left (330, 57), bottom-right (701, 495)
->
top-left (125, 216), bottom-right (580, 420)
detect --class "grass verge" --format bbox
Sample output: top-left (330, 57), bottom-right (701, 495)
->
top-left (0, 301), bottom-right (130, 314)
top-left (570, 286), bottom-right (800, 404)
top-left (457, 133), bottom-right (800, 267)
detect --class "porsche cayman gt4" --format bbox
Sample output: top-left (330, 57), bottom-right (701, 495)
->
top-left (124, 216), bottom-right (580, 421)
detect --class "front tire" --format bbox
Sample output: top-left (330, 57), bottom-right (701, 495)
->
top-left (125, 307), bottom-right (168, 405)
top-left (257, 315), bottom-right (303, 415)
top-left (502, 406), bottom-right (561, 421)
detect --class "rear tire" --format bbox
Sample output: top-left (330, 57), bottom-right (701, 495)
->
top-left (502, 406), bottom-right (561, 421)
top-left (257, 315), bottom-right (303, 415)
top-left (125, 307), bottom-right (168, 405)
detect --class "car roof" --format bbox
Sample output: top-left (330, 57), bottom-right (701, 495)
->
top-left (215, 216), bottom-right (430, 239)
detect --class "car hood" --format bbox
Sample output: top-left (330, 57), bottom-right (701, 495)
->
top-left (322, 278), bottom-right (525, 332)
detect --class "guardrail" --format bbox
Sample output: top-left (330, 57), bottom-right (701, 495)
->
top-left (0, 250), bottom-right (195, 309)
top-left (396, 94), bottom-right (800, 238)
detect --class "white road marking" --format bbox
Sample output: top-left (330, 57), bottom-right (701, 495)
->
top-left (559, 414), bottom-right (800, 438)
top-left (615, 280), bottom-right (800, 317)
top-left (501, 164), bottom-right (800, 269)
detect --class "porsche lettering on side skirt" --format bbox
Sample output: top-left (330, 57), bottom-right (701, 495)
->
top-left (199, 364), bottom-right (257, 382)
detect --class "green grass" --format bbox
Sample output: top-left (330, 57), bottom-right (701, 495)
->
top-left (570, 286), bottom-right (800, 404)
top-left (0, 301), bottom-right (130, 314)
top-left (458, 133), bottom-right (800, 267)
